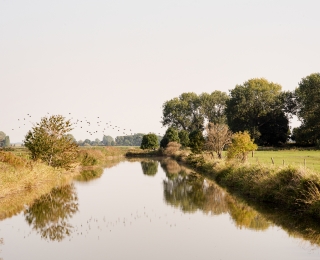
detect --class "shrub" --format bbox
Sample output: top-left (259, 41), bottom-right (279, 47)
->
top-left (227, 131), bottom-right (257, 162)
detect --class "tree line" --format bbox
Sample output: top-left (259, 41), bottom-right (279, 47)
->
top-left (161, 73), bottom-right (320, 147)
top-left (77, 133), bottom-right (162, 147)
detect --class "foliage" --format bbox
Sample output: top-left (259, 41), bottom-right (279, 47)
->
top-left (162, 92), bottom-right (204, 132)
top-left (140, 133), bottom-right (159, 150)
top-left (141, 161), bottom-right (158, 176)
top-left (102, 135), bottom-right (115, 146)
top-left (24, 115), bottom-right (78, 169)
top-left (0, 131), bottom-right (6, 147)
top-left (189, 130), bottom-right (205, 154)
top-left (294, 73), bottom-right (320, 145)
top-left (200, 91), bottom-right (229, 124)
top-left (160, 127), bottom-right (180, 148)
top-left (115, 133), bottom-right (145, 146)
top-left (4, 136), bottom-right (10, 147)
top-left (225, 78), bottom-right (289, 145)
top-left (204, 123), bottom-right (232, 159)
top-left (227, 131), bottom-right (257, 162)
top-left (178, 130), bottom-right (190, 147)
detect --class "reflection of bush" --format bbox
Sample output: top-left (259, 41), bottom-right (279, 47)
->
top-left (75, 168), bottom-right (104, 182)
top-left (24, 184), bottom-right (78, 241)
top-left (141, 161), bottom-right (158, 176)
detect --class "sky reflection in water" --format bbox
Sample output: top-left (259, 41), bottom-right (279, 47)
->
top-left (1, 159), bottom-right (320, 260)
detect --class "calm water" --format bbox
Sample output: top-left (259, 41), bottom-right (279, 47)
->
top-left (1, 159), bottom-right (320, 260)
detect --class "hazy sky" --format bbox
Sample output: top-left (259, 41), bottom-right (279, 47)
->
top-left (1, 0), bottom-right (319, 142)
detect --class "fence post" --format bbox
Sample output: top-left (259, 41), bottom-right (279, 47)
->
top-left (271, 157), bottom-right (274, 165)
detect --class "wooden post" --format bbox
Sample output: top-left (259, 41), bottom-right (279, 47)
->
top-left (271, 157), bottom-right (274, 165)
top-left (252, 150), bottom-right (254, 157)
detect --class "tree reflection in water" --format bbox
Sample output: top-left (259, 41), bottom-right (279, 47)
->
top-left (161, 159), bottom-right (270, 231)
top-left (141, 160), bottom-right (158, 176)
top-left (24, 184), bottom-right (78, 242)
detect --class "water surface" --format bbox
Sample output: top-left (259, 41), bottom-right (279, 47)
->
top-left (1, 159), bottom-right (320, 259)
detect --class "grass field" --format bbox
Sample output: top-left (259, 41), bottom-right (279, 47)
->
top-left (247, 150), bottom-right (320, 172)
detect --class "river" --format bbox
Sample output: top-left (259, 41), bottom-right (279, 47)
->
top-left (1, 158), bottom-right (320, 259)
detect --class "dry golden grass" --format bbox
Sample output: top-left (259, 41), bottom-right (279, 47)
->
top-left (0, 152), bottom-right (79, 220)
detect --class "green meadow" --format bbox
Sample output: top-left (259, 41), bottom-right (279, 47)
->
top-left (246, 150), bottom-right (320, 172)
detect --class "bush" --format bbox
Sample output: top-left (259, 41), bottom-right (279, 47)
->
top-left (227, 131), bottom-right (257, 162)
top-left (24, 115), bottom-right (79, 169)
top-left (140, 133), bottom-right (159, 150)
top-left (163, 142), bottom-right (181, 156)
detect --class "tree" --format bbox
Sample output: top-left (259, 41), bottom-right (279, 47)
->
top-left (227, 131), bottom-right (258, 162)
top-left (102, 135), bottom-right (114, 146)
top-left (162, 92), bottom-right (204, 132)
top-left (225, 78), bottom-right (289, 144)
top-left (200, 91), bottom-right (229, 124)
top-left (178, 130), bottom-right (190, 147)
top-left (189, 130), bottom-right (205, 154)
top-left (24, 115), bottom-right (78, 169)
top-left (0, 131), bottom-right (5, 147)
top-left (140, 133), bottom-right (159, 150)
top-left (4, 136), bottom-right (10, 147)
top-left (160, 127), bottom-right (180, 148)
top-left (294, 73), bottom-right (320, 145)
top-left (204, 123), bottom-right (232, 159)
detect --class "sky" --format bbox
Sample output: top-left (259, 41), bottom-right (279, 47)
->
top-left (1, 0), bottom-right (320, 143)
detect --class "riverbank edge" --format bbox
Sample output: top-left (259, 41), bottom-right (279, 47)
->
top-left (0, 147), bottom-right (130, 220)
top-left (126, 150), bottom-right (320, 220)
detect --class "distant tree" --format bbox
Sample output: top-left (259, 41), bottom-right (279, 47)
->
top-left (204, 123), bottom-right (232, 159)
top-left (294, 73), bottom-right (320, 145)
top-left (24, 115), bottom-right (78, 169)
top-left (4, 136), bottom-right (10, 147)
top-left (162, 92), bottom-right (204, 132)
top-left (102, 135), bottom-right (114, 146)
top-left (200, 91), bottom-right (229, 124)
top-left (83, 139), bottom-right (91, 146)
top-left (178, 130), bottom-right (190, 147)
top-left (189, 130), bottom-right (205, 154)
top-left (160, 127), bottom-right (180, 148)
top-left (65, 134), bottom-right (76, 143)
top-left (140, 133), bottom-right (159, 150)
top-left (0, 131), bottom-right (5, 147)
top-left (115, 133), bottom-right (144, 146)
top-left (225, 78), bottom-right (289, 145)
top-left (227, 131), bottom-right (257, 162)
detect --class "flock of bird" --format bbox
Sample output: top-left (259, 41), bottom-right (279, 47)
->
top-left (11, 113), bottom-right (164, 139)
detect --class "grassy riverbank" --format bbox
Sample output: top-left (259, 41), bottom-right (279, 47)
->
top-left (0, 146), bottom-right (131, 219)
top-left (127, 148), bottom-right (320, 220)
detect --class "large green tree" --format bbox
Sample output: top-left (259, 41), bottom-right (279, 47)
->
top-left (189, 130), bottom-right (205, 154)
top-left (200, 91), bottom-right (229, 124)
top-left (225, 78), bottom-right (289, 145)
top-left (162, 92), bottom-right (204, 132)
top-left (294, 73), bottom-right (320, 144)
top-left (24, 115), bottom-right (79, 169)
